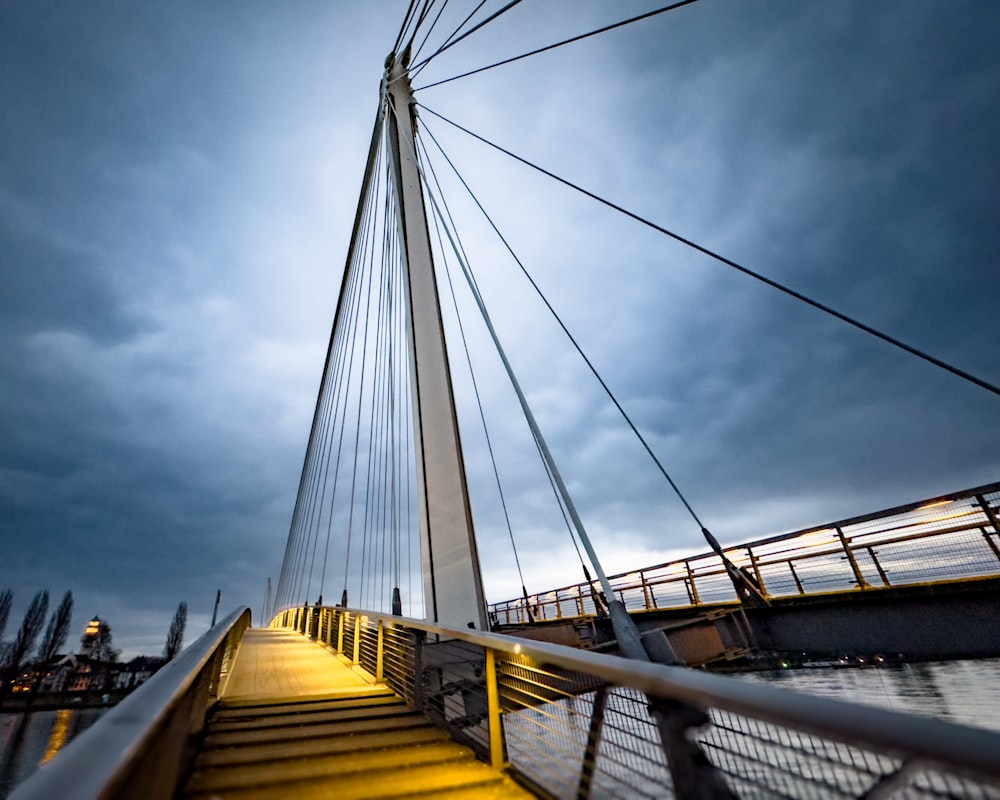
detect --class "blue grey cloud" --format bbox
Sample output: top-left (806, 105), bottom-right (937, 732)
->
top-left (1, 1), bottom-right (998, 652)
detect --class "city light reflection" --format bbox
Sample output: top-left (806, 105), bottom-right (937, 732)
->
top-left (39, 709), bottom-right (73, 765)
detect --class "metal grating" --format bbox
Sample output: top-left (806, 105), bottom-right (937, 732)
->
top-left (491, 484), bottom-right (1000, 623)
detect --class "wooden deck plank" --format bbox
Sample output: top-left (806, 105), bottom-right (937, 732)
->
top-left (197, 726), bottom-right (450, 768)
top-left (204, 711), bottom-right (428, 748)
top-left (209, 700), bottom-right (410, 732)
top-left (185, 741), bottom-right (475, 792)
top-left (186, 760), bottom-right (525, 800)
top-left (222, 628), bottom-right (374, 703)
top-left (180, 628), bottom-right (536, 799)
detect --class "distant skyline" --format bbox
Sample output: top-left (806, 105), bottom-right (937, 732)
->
top-left (2, 1), bottom-right (998, 656)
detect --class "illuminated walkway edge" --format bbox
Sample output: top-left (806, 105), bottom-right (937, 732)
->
top-left (180, 628), bottom-right (531, 798)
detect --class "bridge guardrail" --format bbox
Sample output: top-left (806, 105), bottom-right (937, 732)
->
top-left (11, 606), bottom-right (251, 800)
top-left (274, 604), bottom-right (1000, 799)
top-left (491, 482), bottom-right (1000, 624)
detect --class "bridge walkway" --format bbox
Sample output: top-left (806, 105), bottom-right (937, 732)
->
top-left (180, 628), bottom-right (531, 799)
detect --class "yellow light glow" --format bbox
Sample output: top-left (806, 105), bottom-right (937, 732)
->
top-left (514, 644), bottom-right (522, 655)
top-left (918, 499), bottom-right (952, 510)
top-left (924, 508), bottom-right (978, 525)
top-left (40, 709), bottom-right (73, 765)
top-left (793, 529), bottom-right (837, 549)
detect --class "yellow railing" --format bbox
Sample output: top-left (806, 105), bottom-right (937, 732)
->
top-left (491, 482), bottom-right (1000, 624)
top-left (273, 605), bottom-right (1000, 799)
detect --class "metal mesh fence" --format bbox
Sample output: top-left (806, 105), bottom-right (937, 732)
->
top-left (358, 619), bottom-right (379, 676)
top-left (699, 709), bottom-right (1000, 799)
top-left (272, 607), bottom-right (1000, 799)
top-left (499, 657), bottom-right (677, 798)
top-left (416, 638), bottom-right (492, 759)
top-left (341, 611), bottom-right (356, 660)
top-left (491, 484), bottom-right (1000, 623)
top-left (380, 623), bottom-right (418, 706)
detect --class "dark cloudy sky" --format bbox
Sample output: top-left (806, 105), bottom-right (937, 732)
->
top-left (2, 1), bottom-right (998, 656)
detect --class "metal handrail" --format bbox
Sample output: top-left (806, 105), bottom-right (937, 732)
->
top-left (492, 483), bottom-right (1000, 622)
top-left (275, 605), bottom-right (1000, 795)
top-left (11, 606), bottom-right (251, 800)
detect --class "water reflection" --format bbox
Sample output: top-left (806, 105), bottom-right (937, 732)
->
top-left (744, 658), bottom-right (1000, 732)
top-left (0, 714), bottom-right (30, 799)
top-left (1, 661), bottom-right (998, 797)
top-left (0, 709), bottom-right (103, 798)
top-left (39, 710), bottom-right (72, 766)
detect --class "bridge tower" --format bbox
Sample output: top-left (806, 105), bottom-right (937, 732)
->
top-left (383, 53), bottom-right (488, 631)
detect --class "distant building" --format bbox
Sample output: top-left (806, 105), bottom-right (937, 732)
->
top-left (114, 655), bottom-right (166, 690)
top-left (8, 616), bottom-right (165, 699)
top-left (13, 653), bottom-right (166, 696)
top-left (79, 616), bottom-right (113, 659)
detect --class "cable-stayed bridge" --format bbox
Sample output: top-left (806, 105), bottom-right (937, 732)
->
top-left (13, 3), bottom-right (1000, 798)
top-left (490, 482), bottom-right (1000, 667)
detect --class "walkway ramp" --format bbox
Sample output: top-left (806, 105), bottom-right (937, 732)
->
top-left (180, 628), bottom-right (531, 799)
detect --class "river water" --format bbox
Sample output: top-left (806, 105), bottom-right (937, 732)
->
top-left (743, 657), bottom-right (1000, 733)
top-left (0, 707), bottom-right (104, 799)
top-left (0, 659), bottom-right (997, 797)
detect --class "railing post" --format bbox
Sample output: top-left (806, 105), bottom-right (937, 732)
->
top-left (337, 611), bottom-right (345, 654)
top-left (413, 629), bottom-right (426, 711)
top-left (981, 527), bottom-right (1000, 564)
top-left (376, 620), bottom-right (385, 683)
top-left (787, 561), bottom-right (806, 594)
top-left (975, 494), bottom-right (1000, 534)
top-left (747, 548), bottom-right (768, 598)
top-left (686, 561), bottom-right (701, 605)
top-left (577, 685), bottom-right (608, 799)
top-left (485, 648), bottom-right (505, 771)
top-left (836, 527), bottom-right (871, 589)
top-left (353, 615), bottom-right (362, 665)
top-left (641, 572), bottom-right (653, 611)
top-left (866, 547), bottom-right (891, 586)
top-left (648, 698), bottom-right (737, 799)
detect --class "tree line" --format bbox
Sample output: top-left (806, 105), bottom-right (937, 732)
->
top-left (0, 590), bottom-right (189, 699)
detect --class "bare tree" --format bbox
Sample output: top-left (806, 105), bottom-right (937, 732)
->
top-left (1, 591), bottom-right (48, 702)
top-left (6, 591), bottom-right (49, 671)
top-left (37, 591), bottom-right (73, 664)
top-left (164, 602), bottom-right (187, 662)
top-left (0, 590), bottom-right (12, 645)
top-left (91, 621), bottom-right (119, 663)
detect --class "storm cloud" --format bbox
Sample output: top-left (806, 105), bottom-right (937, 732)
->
top-left (2, 1), bottom-right (998, 654)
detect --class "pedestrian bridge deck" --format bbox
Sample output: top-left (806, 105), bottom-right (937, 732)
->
top-left (180, 628), bottom-right (532, 799)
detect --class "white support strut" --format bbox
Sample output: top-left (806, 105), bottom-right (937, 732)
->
top-left (384, 55), bottom-right (488, 631)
